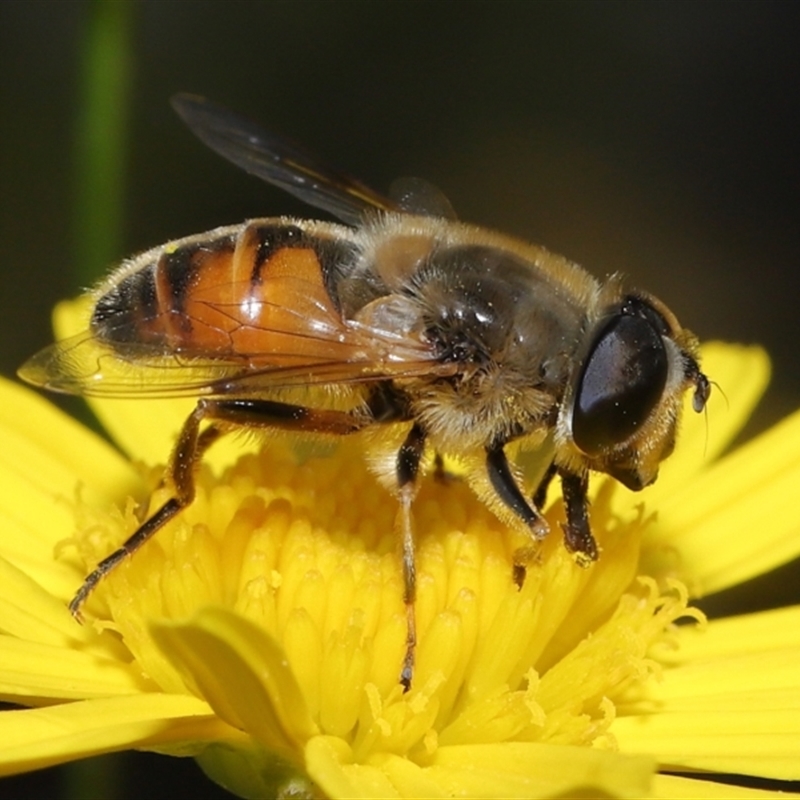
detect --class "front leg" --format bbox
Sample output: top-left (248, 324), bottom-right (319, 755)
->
top-left (485, 442), bottom-right (550, 588)
top-left (558, 469), bottom-right (598, 566)
top-left (486, 443), bottom-right (549, 538)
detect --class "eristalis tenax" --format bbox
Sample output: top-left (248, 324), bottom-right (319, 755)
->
top-left (19, 94), bottom-right (710, 689)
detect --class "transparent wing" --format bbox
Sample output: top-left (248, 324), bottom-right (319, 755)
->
top-left (172, 93), bottom-right (401, 226)
top-left (18, 284), bottom-right (456, 400)
top-left (172, 94), bottom-right (460, 225)
top-left (18, 330), bottom-right (454, 399)
top-left (389, 176), bottom-right (458, 220)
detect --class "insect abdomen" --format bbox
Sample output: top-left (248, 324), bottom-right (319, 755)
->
top-left (92, 221), bottom-right (359, 361)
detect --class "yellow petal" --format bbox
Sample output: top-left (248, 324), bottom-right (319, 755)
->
top-left (0, 378), bottom-right (137, 507)
top-left (0, 693), bottom-right (229, 777)
top-left (0, 555), bottom-right (89, 647)
top-left (306, 736), bottom-right (656, 799)
top-left (614, 631), bottom-right (800, 780)
top-left (0, 379), bottom-right (141, 606)
top-left (0, 379), bottom-right (139, 554)
top-left (0, 496), bottom-right (77, 601)
top-left (150, 606), bottom-right (317, 761)
top-left (644, 407), bottom-right (800, 595)
top-left (0, 634), bottom-right (152, 702)
top-left (630, 695), bottom-right (800, 777)
top-left (657, 605), bottom-right (800, 664)
top-left (306, 736), bottom-right (407, 799)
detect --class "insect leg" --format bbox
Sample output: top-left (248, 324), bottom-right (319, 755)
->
top-left (432, 452), bottom-right (457, 483)
top-left (69, 402), bottom-right (221, 619)
top-left (433, 452), bottom-right (446, 480)
top-left (485, 443), bottom-right (549, 538)
top-left (532, 460), bottom-right (557, 510)
top-left (395, 422), bottom-right (426, 691)
top-left (486, 443), bottom-right (549, 588)
top-left (69, 398), bottom-right (369, 620)
top-left (216, 398), bottom-right (425, 689)
top-left (558, 469), bottom-right (598, 565)
top-left (205, 398), bottom-right (369, 435)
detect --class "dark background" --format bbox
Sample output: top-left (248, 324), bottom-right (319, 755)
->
top-left (2, 1), bottom-right (799, 797)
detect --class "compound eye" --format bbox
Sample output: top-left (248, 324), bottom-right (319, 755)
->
top-left (572, 312), bottom-right (668, 456)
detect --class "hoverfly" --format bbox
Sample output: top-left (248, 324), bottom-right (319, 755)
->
top-left (19, 94), bottom-right (710, 689)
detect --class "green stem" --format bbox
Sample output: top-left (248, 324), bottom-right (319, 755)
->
top-left (66, 1), bottom-right (135, 791)
top-left (72, 0), bottom-right (134, 285)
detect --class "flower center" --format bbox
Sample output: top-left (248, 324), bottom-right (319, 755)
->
top-left (65, 438), bottom-right (698, 758)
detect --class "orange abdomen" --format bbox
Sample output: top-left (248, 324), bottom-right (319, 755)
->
top-left (92, 221), bottom-right (359, 366)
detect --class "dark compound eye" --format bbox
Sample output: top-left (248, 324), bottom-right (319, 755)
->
top-left (572, 303), bottom-right (669, 457)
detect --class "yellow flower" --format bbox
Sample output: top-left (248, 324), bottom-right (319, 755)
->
top-left (1, 308), bottom-right (799, 797)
